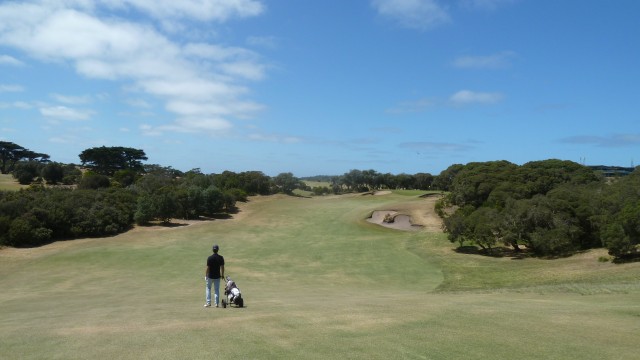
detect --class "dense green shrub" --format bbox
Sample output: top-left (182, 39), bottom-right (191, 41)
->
top-left (134, 194), bottom-right (156, 225)
top-left (0, 188), bottom-right (136, 247)
top-left (41, 162), bottom-right (65, 184)
top-left (13, 162), bottom-right (41, 185)
top-left (78, 172), bottom-right (111, 189)
top-left (441, 160), bottom-right (639, 259)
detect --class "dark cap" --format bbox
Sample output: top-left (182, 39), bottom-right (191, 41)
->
top-left (212, 244), bottom-right (219, 251)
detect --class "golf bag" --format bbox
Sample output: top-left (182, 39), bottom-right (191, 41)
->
top-left (222, 276), bottom-right (244, 308)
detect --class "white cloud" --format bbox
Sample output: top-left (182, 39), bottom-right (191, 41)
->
top-left (0, 84), bottom-right (24, 92)
top-left (449, 90), bottom-right (503, 105)
top-left (106, 0), bottom-right (265, 22)
top-left (183, 43), bottom-right (256, 62)
top-left (371, 0), bottom-right (450, 30)
top-left (51, 93), bottom-right (92, 104)
top-left (0, 1), bottom-right (267, 135)
top-left (452, 51), bottom-right (516, 69)
top-left (182, 43), bottom-right (267, 80)
top-left (459, 0), bottom-right (517, 11)
top-left (0, 54), bottom-right (23, 66)
top-left (126, 98), bottom-right (152, 108)
top-left (0, 0), bottom-right (266, 134)
top-left (40, 105), bottom-right (93, 121)
top-left (142, 117), bottom-right (233, 136)
top-left (0, 101), bottom-right (34, 109)
top-left (13, 101), bottom-right (34, 109)
top-left (165, 99), bottom-right (263, 119)
top-left (140, 124), bottom-right (162, 136)
top-left (372, 0), bottom-right (516, 30)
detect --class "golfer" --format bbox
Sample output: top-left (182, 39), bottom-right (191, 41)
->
top-left (204, 244), bottom-right (225, 307)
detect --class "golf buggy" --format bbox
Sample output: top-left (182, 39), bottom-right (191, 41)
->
top-left (221, 276), bottom-right (244, 308)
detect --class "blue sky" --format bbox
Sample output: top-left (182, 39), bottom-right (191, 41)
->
top-left (1, 0), bottom-right (639, 177)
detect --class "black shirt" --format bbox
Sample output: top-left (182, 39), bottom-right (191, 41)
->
top-left (207, 253), bottom-right (225, 279)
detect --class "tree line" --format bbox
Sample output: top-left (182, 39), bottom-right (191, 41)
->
top-left (0, 164), bottom-right (275, 247)
top-left (0, 143), bottom-right (439, 247)
top-left (1, 141), bottom-right (638, 261)
top-left (438, 160), bottom-right (640, 261)
top-left (301, 170), bottom-right (435, 195)
top-left (0, 143), bottom-right (276, 247)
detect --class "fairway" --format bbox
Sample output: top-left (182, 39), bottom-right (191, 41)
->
top-left (1, 192), bottom-right (639, 359)
top-left (0, 174), bottom-right (24, 191)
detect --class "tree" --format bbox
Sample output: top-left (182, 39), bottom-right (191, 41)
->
top-left (432, 164), bottom-right (464, 191)
top-left (237, 171), bottom-right (272, 195)
top-left (0, 141), bottom-right (24, 174)
top-left (273, 172), bottom-right (299, 194)
top-left (79, 146), bottom-right (147, 176)
top-left (134, 171), bottom-right (173, 194)
top-left (342, 169), bottom-right (380, 192)
top-left (395, 173), bottom-right (415, 190)
top-left (522, 195), bottom-right (580, 256)
top-left (413, 172), bottom-right (434, 190)
top-left (443, 210), bottom-right (469, 248)
top-left (449, 160), bottom-right (518, 207)
top-left (602, 203), bottom-right (640, 258)
top-left (42, 162), bottom-right (65, 185)
top-left (78, 172), bottom-right (111, 189)
top-left (154, 188), bottom-right (178, 223)
top-left (438, 159), bottom-right (613, 257)
top-left (143, 164), bottom-right (183, 178)
top-left (8, 216), bottom-right (52, 247)
top-left (0, 216), bottom-right (10, 246)
top-left (134, 194), bottom-right (156, 225)
top-left (466, 207), bottom-right (501, 253)
top-left (13, 162), bottom-right (41, 185)
top-left (0, 141), bottom-right (49, 174)
top-left (499, 198), bottom-right (530, 252)
top-left (112, 169), bottom-right (139, 187)
top-left (516, 159), bottom-right (600, 197)
top-left (202, 186), bottom-right (225, 216)
top-left (62, 165), bottom-right (82, 185)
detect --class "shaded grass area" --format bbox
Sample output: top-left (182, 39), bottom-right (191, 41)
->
top-left (1, 192), bottom-right (639, 359)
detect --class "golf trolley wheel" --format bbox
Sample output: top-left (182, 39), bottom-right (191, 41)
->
top-left (237, 298), bottom-right (244, 308)
top-left (221, 300), bottom-right (227, 308)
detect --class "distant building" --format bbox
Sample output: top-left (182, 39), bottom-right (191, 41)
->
top-left (589, 165), bottom-right (635, 177)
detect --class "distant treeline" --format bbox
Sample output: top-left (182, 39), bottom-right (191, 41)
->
top-left (1, 141), bottom-right (638, 260)
top-left (1, 142), bottom-right (439, 247)
top-left (0, 164), bottom-right (276, 247)
top-left (437, 160), bottom-right (640, 260)
top-left (300, 170), bottom-right (435, 195)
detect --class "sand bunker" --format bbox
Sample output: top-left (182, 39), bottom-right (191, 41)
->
top-left (367, 210), bottom-right (424, 231)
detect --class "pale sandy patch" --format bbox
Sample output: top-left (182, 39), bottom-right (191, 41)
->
top-left (367, 193), bottom-right (444, 232)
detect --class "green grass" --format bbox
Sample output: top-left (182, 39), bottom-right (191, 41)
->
top-left (1, 192), bottom-right (639, 359)
top-left (301, 180), bottom-right (330, 188)
top-left (0, 173), bottom-right (24, 191)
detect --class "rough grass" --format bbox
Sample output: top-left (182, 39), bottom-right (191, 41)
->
top-left (1, 192), bottom-right (639, 359)
top-left (0, 173), bottom-right (24, 191)
top-left (301, 180), bottom-right (330, 188)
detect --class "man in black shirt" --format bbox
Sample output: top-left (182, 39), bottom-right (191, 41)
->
top-left (204, 244), bottom-right (225, 308)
